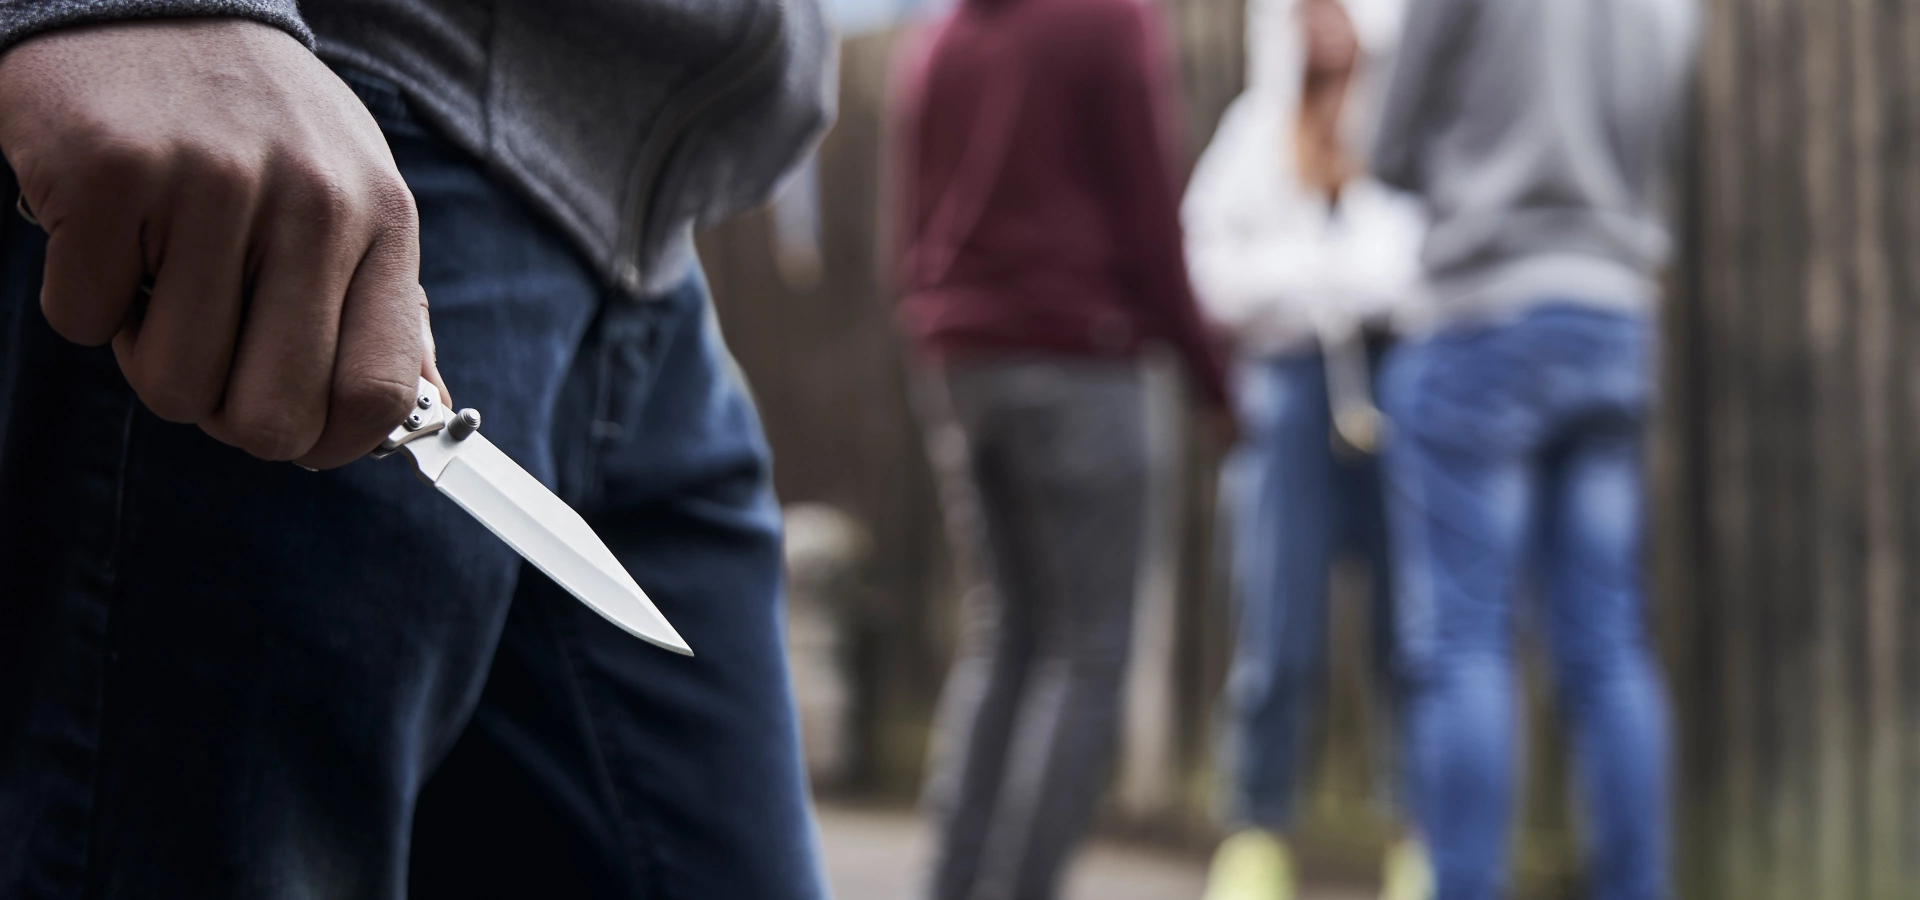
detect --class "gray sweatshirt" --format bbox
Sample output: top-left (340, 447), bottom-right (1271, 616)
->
top-left (1369, 0), bottom-right (1698, 330)
top-left (0, 0), bottom-right (837, 297)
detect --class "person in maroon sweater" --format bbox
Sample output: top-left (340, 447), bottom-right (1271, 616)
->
top-left (893, 0), bottom-right (1228, 401)
top-left (888, 2), bottom-right (1231, 898)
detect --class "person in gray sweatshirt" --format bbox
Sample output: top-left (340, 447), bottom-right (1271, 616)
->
top-left (1368, 0), bottom-right (1697, 898)
top-left (0, 3), bottom-right (834, 898)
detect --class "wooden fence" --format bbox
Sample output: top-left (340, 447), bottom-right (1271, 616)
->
top-left (1661, 0), bottom-right (1920, 896)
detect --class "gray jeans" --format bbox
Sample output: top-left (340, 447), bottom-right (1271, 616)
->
top-left (917, 358), bottom-right (1150, 900)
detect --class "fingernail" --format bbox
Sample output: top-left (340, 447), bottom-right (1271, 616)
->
top-left (15, 192), bottom-right (40, 228)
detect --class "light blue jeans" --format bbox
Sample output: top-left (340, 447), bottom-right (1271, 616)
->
top-left (1380, 306), bottom-right (1671, 900)
top-left (1219, 353), bottom-right (1396, 831)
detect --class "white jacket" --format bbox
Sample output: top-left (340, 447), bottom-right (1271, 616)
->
top-left (1181, 0), bottom-right (1428, 358)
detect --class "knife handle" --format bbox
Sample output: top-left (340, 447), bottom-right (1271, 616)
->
top-left (369, 377), bottom-right (448, 460)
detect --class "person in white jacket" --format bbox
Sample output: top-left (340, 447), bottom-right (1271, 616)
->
top-left (1184, 1), bottom-right (1429, 898)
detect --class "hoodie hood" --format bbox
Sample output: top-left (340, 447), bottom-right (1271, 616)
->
top-left (1246, 0), bottom-right (1408, 149)
top-left (1181, 0), bottom-right (1429, 355)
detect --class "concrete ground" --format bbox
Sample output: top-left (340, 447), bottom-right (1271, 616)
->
top-left (817, 804), bottom-right (1372, 900)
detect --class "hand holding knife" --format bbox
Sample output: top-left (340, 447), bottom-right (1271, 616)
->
top-left (18, 192), bottom-right (689, 656)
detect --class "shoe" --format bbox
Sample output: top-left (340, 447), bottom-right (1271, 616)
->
top-left (1378, 836), bottom-right (1434, 900)
top-left (1202, 829), bottom-right (1297, 900)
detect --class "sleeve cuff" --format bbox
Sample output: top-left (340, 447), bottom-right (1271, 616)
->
top-left (0, 0), bottom-right (314, 57)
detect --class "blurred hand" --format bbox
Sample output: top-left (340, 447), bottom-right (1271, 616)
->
top-left (1204, 405), bottom-right (1241, 454)
top-left (0, 18), bottom-right (447, 469)
top-left (1331, 404), bottom-right (1383, 457)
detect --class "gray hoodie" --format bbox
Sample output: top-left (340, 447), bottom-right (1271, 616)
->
top-left (1369, 0), bottom-right (1697, 329)
top-left (0, 0), bottom-right (837, 297)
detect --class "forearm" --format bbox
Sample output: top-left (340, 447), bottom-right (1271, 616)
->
top-left (1107, 155), bottom-right (1229, 402)
top-left (1187, 226), bottom-right (1348, 327)
top-left (0, 0), bottom-right (311, 55)
top-left (1120, 180), bottom-right (1230, 407)
top-left (1150, 283), bottom-right (1231, 409)
top-left (1122, 190), bottom-right (1230, 405)
top-left (1121, 161), bottom-right (1229, 404)
top-left (1087, 7), bottom-right (1229, 407)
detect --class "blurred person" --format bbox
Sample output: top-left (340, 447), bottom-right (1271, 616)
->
top-left (1369, 0), bottom-right (1698, 897)
top-left (1181, 0), bottom-right (1431, 898)
top-left (0, 2), bottom-right (834, 898)
top-left (885, 1), bottom-right (1233, 897)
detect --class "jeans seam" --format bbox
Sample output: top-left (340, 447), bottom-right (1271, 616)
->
top-left (76, 391), bottom-right (140, 900)
top-left (579, 301), bottom-right (664, 504)
top-left (546, 595), bottom-right (664, 898)
top-left (578, 339), bottom-right (616, 505)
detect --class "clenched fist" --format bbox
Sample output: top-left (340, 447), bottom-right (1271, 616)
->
top-left (0, 17), bottom-right (447, 469)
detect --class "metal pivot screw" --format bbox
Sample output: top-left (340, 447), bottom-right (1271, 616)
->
top-left (404, 411), bottom-right (426, 431)
top-left (449, 408), bottom-right (482, 441)
top-left (417, 393), bottom-right (434, 410)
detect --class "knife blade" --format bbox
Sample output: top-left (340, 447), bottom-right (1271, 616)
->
top-left (376, 377), bottom-right (692, 655)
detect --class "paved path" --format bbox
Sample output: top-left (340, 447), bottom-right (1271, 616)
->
top-left (817, 804), bottom-right (1371, 900)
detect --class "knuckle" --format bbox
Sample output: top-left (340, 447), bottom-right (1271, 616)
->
top-left (141, 391), bottom-right (217, 425)
top-left (182, 145), bottom-right (260, 202)
top-left (368, 178), bottom-right (418, 234)
top-left (333, 371), bottom-right (415, 433)
top-left (128, 369), bottom-right (220, 424)
top-left (74, 135), bottom-right (165, 184)
top-left (71, 142), bottom-right (166, 193)
top-left (225, 409), bottom-right (322, 462)
top-left (285, 165), bottom-right (366, 238)
top-left (39, 296), bottom-right (117, 346)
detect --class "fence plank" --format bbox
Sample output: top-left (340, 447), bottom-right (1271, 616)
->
top-left (1666, 0), bottom-right (1920, 895)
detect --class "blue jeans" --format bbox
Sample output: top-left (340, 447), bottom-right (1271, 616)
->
top-left (1380, 306), bottom-right (1670, 900)
top-left (1218, 353), bottom-right (1396, 830)
top-left (0, 72), bottom-right (824, 900)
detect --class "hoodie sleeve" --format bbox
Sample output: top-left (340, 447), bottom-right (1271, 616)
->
top-left (1080, 0), bottom-right (1230, 410)
top-left (1369, 0), bottom-right (1471, 192)
top-left (0, 0), bottom-right (313, 54)
top-left (1181, 92), bottom-right (1335, 343)
top-left (1183, 205), bottom-right (1342, 340)
top-left (1185, 150), bottom-right (1428, 347)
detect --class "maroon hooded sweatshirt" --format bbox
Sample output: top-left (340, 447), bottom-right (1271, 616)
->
top-left (889, 0), bottom-right (1230, 409)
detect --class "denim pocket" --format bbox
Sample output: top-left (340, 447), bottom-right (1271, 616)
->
top-left (1384, 309), bottom-right (1651, 459)
top-left (1383, 328), bottom-right (1543, 458)
top-left (603, 301), bottom-right (669, 431)
top-left (571, 295), bottom-right (672, 500)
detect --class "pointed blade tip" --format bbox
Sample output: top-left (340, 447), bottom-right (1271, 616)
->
top-left (626, 617), bottom-right (694, 657)
top-left (644, 634), bottom-right (695, 656)
top-left (428, 441), bottom-right (694, 657)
